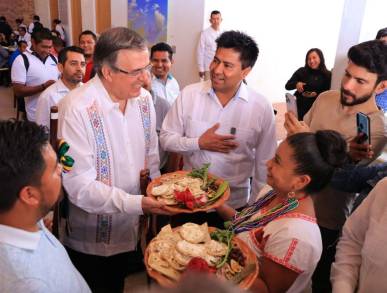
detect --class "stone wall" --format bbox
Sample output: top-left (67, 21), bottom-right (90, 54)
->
top-left (0, 0), bottom-right (35, 30)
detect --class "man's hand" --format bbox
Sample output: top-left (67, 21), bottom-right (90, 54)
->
top-left (199, 71), bottom-right (205, 78)
top-left (198, 123), bottom-right (238, 153)
top-left (349, 134), bottom-right (374, 161)
top-left (141, 196), bottom-right (173, 215)
top-left (44, 79), bottom-right (56, 89)
top-left (284, 112), bottom-right (310, 136)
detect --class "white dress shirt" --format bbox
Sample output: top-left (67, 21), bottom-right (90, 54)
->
top-left (58, 76), bottom-right (160, 256)
top-left (160, 81), bottom-right (277, 208)
top-left (197, 26), bottom-right (223, 72)
top-left (18, 32), bottom-right (31, 47)
top-left (36, 79), bottom-right (82, 131)
top-left (11, 51), bottom-right (60, 121)
top-left (151, 73), bottom-right (180, 106)
top-left (331, 177), bottom-right (387, 293)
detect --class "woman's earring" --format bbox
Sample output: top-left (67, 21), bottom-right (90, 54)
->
top-left (287, 191), bottom-right (296, 198)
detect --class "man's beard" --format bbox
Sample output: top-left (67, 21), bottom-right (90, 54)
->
top-left (340, 87), bottom-right (373, 106)
top-left (39, 188), bottom-right (63, 218)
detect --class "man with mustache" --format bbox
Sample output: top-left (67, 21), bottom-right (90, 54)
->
top-left (58, 27), bottom-right (171, 293)
top-left (36, 46), bottom-right (85, 133)
top-left (160, 31), bottom-right (277, 226)
top-left (285, 40), bottom-right (387, 293)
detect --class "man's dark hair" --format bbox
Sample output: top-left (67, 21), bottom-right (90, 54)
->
top-left (53, 18), bottom-right (61, 25)
top-left (58, 46), bottom-right (84, 64)
top-left (31, 28), bottom-right (52, 43)
top-left (33, 15), bottom-right (40, 22)
top-left (0, 16), bottom-right (6, 22)
top-left (94, 27), bottom-right (146, 76)
top-left (150, 42), bottom-right (173, 60)
top-left (17, 40), bottom-right (27, 47)
top-left (215, 30), bottom-right (259, 69)
top-left (52, 36), bottom-right (64, 48)
top-left (79, 30), bottom-right (97, 42)
top-left (0, 120), bottom-right (49, 213)
top-left (348, 40), bottom-right (387, 84)
top-left (210, 10), bottom-right (221, 17)
top-left (376, 27), bottom-right (387, 40)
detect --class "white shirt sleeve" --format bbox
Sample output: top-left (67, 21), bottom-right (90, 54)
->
top-left (197, 31), bottom-right (206, 72)
top-left (250, 104), bottom-right (277, 204)
top-left (11, 55), bottom-right (27, 84)
top-left (159, 92), bottom-right (201, 153)
top-left (60, 106), bottom-right (144, 216)
top-left (331, 185), bottom-right (373, 292)
top-left (28, 23), bottom-right (34, 34)
top-left (35, 90), bottom-right (51, 130)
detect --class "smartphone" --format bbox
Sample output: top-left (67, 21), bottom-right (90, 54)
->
top-left (285, 93), bottom-right (298, 117)
top-left (356, 112), bottom-right (371, 144)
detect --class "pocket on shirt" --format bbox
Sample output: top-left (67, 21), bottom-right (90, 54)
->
top-left (234, 127), bottom-right (256, 153)
top-left (186, 117), bottom-right (211, 138)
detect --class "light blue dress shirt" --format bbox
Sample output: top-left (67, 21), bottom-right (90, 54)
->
top-left (0, 221), bottom-right (91, 293)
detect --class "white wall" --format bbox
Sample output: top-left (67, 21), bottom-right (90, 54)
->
top-left (81, 0), bottom-right (96, 33)
top-left (204, 0), bottom-right (345, 103)
top-left (111, 0), bottom-right (128, 28)
top-left (167, 0), bottom-right (205, 88)
top-left (331, 0), bottom-right (366, 90)
top-left (34, 0), bottom-right (51, 28)
top-left (359, 0), bottom-right (387, 42)
top-left (331, 0), bottom-right (387, 89)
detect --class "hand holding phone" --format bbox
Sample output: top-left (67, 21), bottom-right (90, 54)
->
top-left (356, 112), bottom-right (371, 144)
top-left (285, 93), bottom-right (298, 117)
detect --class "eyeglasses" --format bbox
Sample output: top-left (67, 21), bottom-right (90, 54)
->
top-left (111, 64), bottom-right (152, 77)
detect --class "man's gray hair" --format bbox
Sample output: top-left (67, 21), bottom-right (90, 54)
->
top-left (93, 27), bottom-right (147, 76)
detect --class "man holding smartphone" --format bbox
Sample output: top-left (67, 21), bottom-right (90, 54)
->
top-left (284, 40), bottom-right (387, 293)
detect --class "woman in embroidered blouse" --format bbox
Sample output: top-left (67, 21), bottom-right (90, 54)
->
top-left (285, 48), bottom-right (331, 120)
top-left (216, 130), bottom-right (348, 293)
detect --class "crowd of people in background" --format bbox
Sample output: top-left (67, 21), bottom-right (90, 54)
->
top-left (0, 10), bottom-right (386, 293)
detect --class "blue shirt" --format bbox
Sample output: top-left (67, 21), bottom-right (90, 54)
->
top-left (7, 49), bottom-right (21, 68)
top-left (0, 221), bottom-right (91, 293)
top-left (376, 90), bottom-right (387, 112)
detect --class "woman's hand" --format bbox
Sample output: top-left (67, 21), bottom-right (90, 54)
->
top-left (296, 82), bottom-right (306, 93)
top-left (215, 203), bottom-right (236, 220)
top-left (302, 91), bottom-right (317, 98)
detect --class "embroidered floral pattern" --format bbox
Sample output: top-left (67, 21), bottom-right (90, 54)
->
top-left (96, 214), bottom-right (112, 244)
top-left (87, 102), bottom-right (112, 186)
top-left (87, 101), bottom-right (113, 244)
top-left (137, 96), bottom-right (151, 167)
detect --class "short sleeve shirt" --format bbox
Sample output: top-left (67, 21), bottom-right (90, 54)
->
top-left (11, 51), bottom-right (60, 121)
